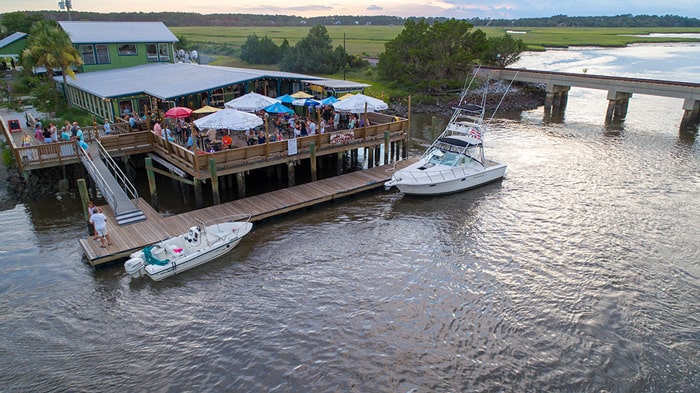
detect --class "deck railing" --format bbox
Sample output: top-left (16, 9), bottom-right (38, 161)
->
top-left (8, 113), bottom-right (408, 176)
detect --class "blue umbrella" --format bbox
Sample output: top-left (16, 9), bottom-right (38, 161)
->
top-left (292, 98), bottom-right (323, 107)
top-left (277, 94), bottom-right (294, 104)
top-left (264, 102), bottom-right (294, 114)
top-left (320, 96), bottom-right (339, 105)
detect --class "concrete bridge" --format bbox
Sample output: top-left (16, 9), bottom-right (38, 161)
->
top-left (483, 66), bottom-right (700, 130)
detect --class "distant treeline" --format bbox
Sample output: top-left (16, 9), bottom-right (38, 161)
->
top-left (14, 11), bottom-right (700, 28)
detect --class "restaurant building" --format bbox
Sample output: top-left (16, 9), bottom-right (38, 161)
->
top-left (55, 21), bottom-right (369, 122)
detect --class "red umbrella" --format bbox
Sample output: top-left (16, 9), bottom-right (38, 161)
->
top-left (164, 106), bottom-right (193, 119)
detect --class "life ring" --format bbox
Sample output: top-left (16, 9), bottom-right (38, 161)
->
top-left (221, 135), bottom-right (232, 147)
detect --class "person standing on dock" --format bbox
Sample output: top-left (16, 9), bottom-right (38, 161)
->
top-left (87, 201), bottom-right (98, 240)
top-left (89, 207), bottom-right (112, 248)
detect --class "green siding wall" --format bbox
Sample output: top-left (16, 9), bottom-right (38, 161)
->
top-left (78, 42), bottom-right (175, 72)
top-left (0, 37), bottom-right (27, 58)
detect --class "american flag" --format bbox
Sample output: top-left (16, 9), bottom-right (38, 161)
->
top-left (469, 128), bottom-right (481, 139)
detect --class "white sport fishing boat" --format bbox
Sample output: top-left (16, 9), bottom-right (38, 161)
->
top-left (124, 219), bottom-right (252, 281)
top-left (385, 73), bottom-right (509, 195)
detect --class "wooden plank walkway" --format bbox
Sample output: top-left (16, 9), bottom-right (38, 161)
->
top-left (80, 158), bottom-right (416, 266)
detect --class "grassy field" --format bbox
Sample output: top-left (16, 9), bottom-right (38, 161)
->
top-left (171, 25), bottom-right (700, 99)
top-left (171, 25), bottom-right (700, 57)
top-left (170, 25), bottom-right (404, 58)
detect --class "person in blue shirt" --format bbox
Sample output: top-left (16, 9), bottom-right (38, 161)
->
top-left (129, 114), bottom-right (137, 130)
top-left (61, 127), bottom-right (71, 141)
top-left (103, 121), bottom-right (111, 135)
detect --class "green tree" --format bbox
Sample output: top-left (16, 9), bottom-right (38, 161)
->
top-left (175, 34), bottom-right (190, 51)
top-left (22, 21), bottom-right (83, 107)
top-left (0, 11), bottom-right (43, 34)
top-left (377, 18), bottom-right (490, 92)
top-left (240, 33), bottom-right (282, 64)
top-left (481, 34), bottom-right (527, 67)
top-left (280, 25), bottom-right (343, 74)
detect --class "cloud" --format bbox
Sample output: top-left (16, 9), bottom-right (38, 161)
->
top-left (367, 5), bottom-right (383, 12)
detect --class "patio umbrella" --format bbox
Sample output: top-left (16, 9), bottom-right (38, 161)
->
top-left (332, 93), bottom-right (388, 113)
top-left (291, 91), bottom-right (313, 99)
top-left (164, 106), bottom-right (193, 119)
top-left (320, 96), bottom-right (339, 105)
top-left (276, 94), bottom-right (295, 104)
top-left (193, 108), bottom-right (263, 131)
top-left (264, 102), bottom-right (295, 114)
top-left (292, 98), bottom-right (322, 107)
top-left (193, 105), bottom-right (221, 114)
top-left (338, 93), bottom-right (355, 100)
top-left (224, 92), bottom-right (279, 112)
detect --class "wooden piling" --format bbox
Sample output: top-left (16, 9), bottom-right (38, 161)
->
top-left (209, 158), bottom-right (220, 205)
top-left (194, 179), bottom-right (202, 208)
top-left (77, 178), bottom-right (91, 236)
top-left (309, 142), bottom-right (317, 182)
top-left (236, 172), bottom-right (246, 198)
top-left (287, 161), bottom-right (296, 187)
top-left (383, 130), bottom-right (390, 165)
top-left (145, 157), bottom-right (158, 210)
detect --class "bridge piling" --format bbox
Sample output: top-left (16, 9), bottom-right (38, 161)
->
top-left (681, 99), bottom-right (700, 131)
top-left (605, 91), bottom-right (633, 124)
top-left (544, 85), bottom-right (570, 119)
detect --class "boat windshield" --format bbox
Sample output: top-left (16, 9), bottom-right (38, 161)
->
top-left (427, 148), bottom-right (464, 167)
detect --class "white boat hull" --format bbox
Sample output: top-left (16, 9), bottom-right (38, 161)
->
top-left (387, 159), bottom-right (506, 196)
top-left (124, 221), bottom-right (252, 281)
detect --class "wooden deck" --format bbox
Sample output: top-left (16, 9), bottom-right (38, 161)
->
top-left (80, 158), bottom-right (416, 266)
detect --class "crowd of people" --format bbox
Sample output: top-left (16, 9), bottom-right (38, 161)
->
top-left (21, 120), bottom-right (89, 149)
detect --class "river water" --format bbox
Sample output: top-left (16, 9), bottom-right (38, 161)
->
top-left (1, 44), bottom-right (698, 392)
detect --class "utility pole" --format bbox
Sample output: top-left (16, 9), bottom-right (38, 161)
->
top-left (58, 0), bottom-right (72, 21)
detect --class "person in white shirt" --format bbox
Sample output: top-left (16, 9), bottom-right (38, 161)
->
top-left (89, 207), bottom-right (112, 248)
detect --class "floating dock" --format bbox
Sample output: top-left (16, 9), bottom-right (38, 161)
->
top-left (80, 159), bottom-right (416, 266)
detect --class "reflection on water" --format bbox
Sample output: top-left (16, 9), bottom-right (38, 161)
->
top-left (1, 45), bottom-right (699, 392)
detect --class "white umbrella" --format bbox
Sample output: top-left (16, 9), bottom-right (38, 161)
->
top-left (332, 93), bottom-right (388, 113)
top-left (193, 108), bottom-right (263, 131)
top-left (292, 98), bottom-right (323, 107)
top-left (224, 92), bottom-right (279, 112)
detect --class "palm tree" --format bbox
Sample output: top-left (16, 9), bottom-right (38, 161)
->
top-left (22, 20), bottom-right (83, 105)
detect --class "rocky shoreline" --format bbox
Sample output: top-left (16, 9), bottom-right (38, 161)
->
top-left (389, 81), bottom-right (547, 117)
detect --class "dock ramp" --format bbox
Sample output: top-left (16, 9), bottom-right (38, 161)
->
top-left (80, 141), bottom-right (146, 225)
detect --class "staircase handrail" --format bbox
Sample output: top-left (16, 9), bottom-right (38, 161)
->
top-left (95, 138), bottom-right (139, 203)
top-left (78, 145), bottom-right (118, 211)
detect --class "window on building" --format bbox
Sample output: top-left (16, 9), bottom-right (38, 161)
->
top-left (158, 43), bottom-right (170, 61)
top-left (81, 45), bottom-right (95, 65)
top-left (146, 43), bottom-right (171, 62)
top-left (95, 44), bottom-right (110, 64)
top-left (118, 44), bottom-right (137, 56)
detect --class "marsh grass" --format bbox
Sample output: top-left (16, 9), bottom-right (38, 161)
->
top-left (172, 25), bottom-right (700, 57)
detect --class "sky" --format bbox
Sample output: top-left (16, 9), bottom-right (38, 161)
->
top-left (1, 0), bottom-right (699, 20)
